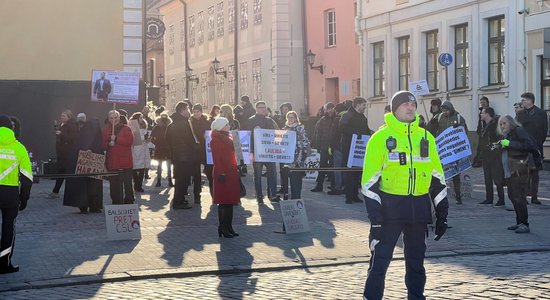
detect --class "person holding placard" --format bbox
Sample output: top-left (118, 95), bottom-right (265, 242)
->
top-left (210, 117), bottom-right (240, 238)
top-left (361, 91), bottom-right (449, 300)
top-left (282, 111), bottom-right (311, 200)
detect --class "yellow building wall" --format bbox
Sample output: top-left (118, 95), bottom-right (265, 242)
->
top-left (0, 0), bottom-right (123, 81)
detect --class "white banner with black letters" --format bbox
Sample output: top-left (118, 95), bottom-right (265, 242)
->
top-left (253, 129), bottom-right (296, 164)
top-left (347, 134), bottom-right (370, 168)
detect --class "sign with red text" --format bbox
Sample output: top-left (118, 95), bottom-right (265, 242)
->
top-left (253, 129), bottom-right (296, 163)
top-left (105, 204), bottom-right (142, 240)
top-left (75, 151), bottom-right (106, 180)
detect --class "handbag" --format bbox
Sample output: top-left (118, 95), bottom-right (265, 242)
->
top-left (239, 177), bottom-right (246, 198)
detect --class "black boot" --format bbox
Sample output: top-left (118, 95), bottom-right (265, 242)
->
top-left (310, 183), bottom-right (323, 192)
top-left (0, 264), bottom-right (19, 274)
top-left (218, 205), bottom-right (234, 238)
top-left (156, 178), bottom-right (161, 187)
top-left (227, 205), bottom-right (238, 236)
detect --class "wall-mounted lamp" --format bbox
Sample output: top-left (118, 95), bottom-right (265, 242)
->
top-left (211, 57), bottom-right (227, 78)
top-left (157, 73), bottom-right (170, 90)
top-left (186, 66), bottom-right (199, 84)
top-left (306, 49), bottom-right (324, 74)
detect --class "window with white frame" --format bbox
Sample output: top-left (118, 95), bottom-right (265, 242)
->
top-left (373, 42), bottom-right (385, 97)
top-left (425, 30), bottom-right (438, 91)
top-left (201, 72), bottom-right (208, 106)
top-left (252, 59), bottom-right (262, 101)
top-left (239, 61), bottom-right (248, 97)
top-left (217, 68), bottom-right (225, 103)
top-left (454, 23), bottom-right (469, 89)
top-left (217, 2), bottom-right (224, 37)
top-left (240, 0), bottom-right (249, 30)
top-left (197, 11), bottom-right (204, 45)
top-left (398, 36), bottom-right (410, 91)
top-left (253, 0), bottom-right (262, 25)
top-left (488, 16), bottom-right (505, 85)
top-left (228, 64), bottom-right (235, 103)
top-left (168, 25), bottom-right (175, 55)
top-left (179, 20), bottom-right (185, 51)
top-left (189, 15), bottom-right (195, 47)
top-left (228, 0), bottom-right (234, 33)
top-left (208, 6), bottom-right (215, 41)
top-left (326, 10), bottom-right (336, 47)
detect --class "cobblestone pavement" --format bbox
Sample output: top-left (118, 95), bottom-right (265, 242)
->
top-left (0, 251), bottom-right (549, 299)
top-left (0, 166), bottom-right (549, 293)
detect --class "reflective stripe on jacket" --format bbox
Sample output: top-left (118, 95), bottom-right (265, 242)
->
top-left (0, 127), bottom-right (33, 186)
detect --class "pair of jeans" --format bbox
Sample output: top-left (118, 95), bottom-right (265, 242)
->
top-left (109, 169), bottom-right (134, 205)
top-left (156, 160), bottom-right (172, 179)
top-left (253, 161), bottom-right (277, 199)
top-left (333, 150), bottom-right (343, 191)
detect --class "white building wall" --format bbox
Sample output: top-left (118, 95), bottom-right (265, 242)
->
top-left (358, 0), bottom-right (524, 130)
top-left (124, 0), bottom-right (144, 74)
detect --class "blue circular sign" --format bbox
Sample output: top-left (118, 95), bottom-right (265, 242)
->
top-left (438, 53), bottom-right (453, 66)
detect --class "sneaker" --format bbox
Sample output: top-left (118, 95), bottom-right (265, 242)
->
top-left (507, 224), bottom-right (520, 230)
top-left (514, 224), bottom-right (530, 234)
top-left (47, 192), bottom-right (60, 199)
top-left (479, 200), bottom-right (493, 205)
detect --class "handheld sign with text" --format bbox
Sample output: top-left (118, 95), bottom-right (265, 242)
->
top-left (435, 126), bottom-right (472, 179)
top-left (206, 130), bottom-right (251, 164)
top-left (75, 151), bottom-right (106, 180)
top-left (408, 80), bottom-right (430, 97)
top-left (347, 134), bottom-right (370, 168)
top-left (91, 69), bottom-right (140, 104)
top-left (105, 204), bottom-right (141, 241)
top-left (253, 129), bottom-right (296, 163)
top-left (281, 199), bottom-right (310, 234)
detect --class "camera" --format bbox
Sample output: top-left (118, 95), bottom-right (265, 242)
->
top-left (518, 8), bottom-right (529, 15)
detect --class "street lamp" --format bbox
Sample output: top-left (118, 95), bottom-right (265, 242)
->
top-left (306, 49), bottom-right (324, 74)
top-left (157, 73), bottom-right (170, 90)
top-left (211, 57), bottom-right (227, 78)
top-left (186, 66), bottom-right (199, 83)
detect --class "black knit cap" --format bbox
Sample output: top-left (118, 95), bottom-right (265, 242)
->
top-left (391, 91), bottom-right (417, 113)
top-left (0, 115), bottom-right (12, 129)
top-left (192, 104), bottom-right (203, 112)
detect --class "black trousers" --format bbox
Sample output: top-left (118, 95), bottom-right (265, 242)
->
top-left (482, 153), bottom-right (505, 203)
top-left (316, 148), bottom-right (334, 186)
top-left (364, 222), bottom-right (428, 300)
top-left (173, 161), bottom-right (192, 205)
top-left (0, 207), bottom-right (18, 268)
top-left (52, 165), bottom-right (67, 193)
top-left (132, 169), bottom-right (145, 190)
top-left (452, 175), bottom-right (461, 199)
top-left (281, 167), bottom-right (305, 199)
top-left (528, 169), bottom-right (539, 199)
top-left (507, 172), bottom-right (529, 226)
top-left (109, 169), bottom-right (134, 205)
top-left (87, 178), bottom-right (103, 211)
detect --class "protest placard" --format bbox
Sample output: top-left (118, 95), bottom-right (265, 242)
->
top-left (408, 80), bottom-right (430, 98)
top-left (91, 69), bottom-right (140, 104)
top-left (205, 130), bottom-right (251, 164)
top-left (303, 149), bottom-right (321, 180)
top-left (75, 151), bottom-right (106, 180)
top-left (128, 119), bottom-right (143, 146)
top-left (280, 199), bottom-right (310, 234)
top-left (443, 156), bottom-right (472, 179)
top-left (435, 126), bottom-right (472, 165)
top-left (253, 129), bottom-right (296, 163)
top-left (104, 204), bottom-right (141, 241)
top-left (347, 134), bottom-right (370, 168)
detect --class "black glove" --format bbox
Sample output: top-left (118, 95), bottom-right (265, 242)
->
top-left (217, 174), bottom-right (226, 183)
top-left (19, 199), bottom-right (28, 211)
top-left (434, 218), bottom-right (447, 241)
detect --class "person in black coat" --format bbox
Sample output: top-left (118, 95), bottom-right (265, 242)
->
top-left (190, 104), bottom-right (213, 203)
top-left (166, 102), bottom-right (197, 209)
top-left (516, 92), bottom-right (548, 205)
top-left (339, 97), bottom-right (372, 204)
top-left (50, 110), bottom-right (78, 198)
top-left (477, 108), bottom-right (505, 206)
top-left (239, 96), bottom-right (256, 129)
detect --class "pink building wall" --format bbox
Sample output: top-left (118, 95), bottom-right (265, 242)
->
top-left (305, 0), bottom-right (361, 116)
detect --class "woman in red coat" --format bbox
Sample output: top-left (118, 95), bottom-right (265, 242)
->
top-left (210, 117), bottom-right (240, 238)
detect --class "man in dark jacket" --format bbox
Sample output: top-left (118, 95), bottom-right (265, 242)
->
top-left (246, 101), bottom-right (280, 203)
top-left (478, 107), bottom-right (505, 206)
top-left (339, 97), bottom-right (372, 204)
top-left (274, 102), bottom-right (292, 129)
top-left (328, 104), bottom-right (347, 195)
top-left (426, 98), bottom-right (442, 136)
top-left (472, 96), bottom-right (490, 168)
top-left (166, 102), bottom-right (197, 209)
top-left (190, 104), bottom-right (213, 203)
top-left (516, 92), bottom-right (548, 204)
top-left (237, 96), bottom-right (256, 129)
top-left (311, 102), bottom-right (335, 192)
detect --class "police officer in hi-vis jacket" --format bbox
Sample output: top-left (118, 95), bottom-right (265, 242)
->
top-left (0, 115), bottom-right (33, 274)
top-left (361, 92), bottom-right (449, 300)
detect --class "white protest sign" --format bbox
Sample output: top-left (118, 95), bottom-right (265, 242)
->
top-left (347, 134), bottom-right (370, 168)
top-left (435, 126), bottom-right (472, 165)
top-left (105, 204), bottom-right (142, 241)
top-left (75, 151), bottom-right (106, 180)
top-left (253, 129), bottom-right (296, 163)
top-left (280, 199), bottom-right (310, 234)
top-left (91, 69), bottom-right (140, 104)
top-left (303, 149), bottom-right (321, 180)
top-left (206, 130), bottom-right (251, 164)
top-left (409, 80), bottom-right (430, 97)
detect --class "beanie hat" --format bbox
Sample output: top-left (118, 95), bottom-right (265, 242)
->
top-left (0, 115), bottom-right (13, 129)
top-left (192, 104), bottom-right (203, 112)
top-left (391, 91), bottom-right (417, 113)
top-left (211, 117), bottom-right (229, 131)
top-left (430, 98), bottom-right (442, 106)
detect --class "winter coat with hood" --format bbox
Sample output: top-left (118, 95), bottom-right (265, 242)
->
top-left (339, 106), bottom-right (372, 156)
top-left (150, 116), bottom-right (172, 160)
top-left (190, 113), bottom-right (211, 164)
top-left (435, 101), bottom-right (468, 136)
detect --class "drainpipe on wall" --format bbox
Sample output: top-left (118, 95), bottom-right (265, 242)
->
top-left (234, 0), bottom-right (239, 105)
top-left (355, 0), bottom-right (367, 117)
top-left (518, 0), bottom-right (527, 95)
top-left (179, 0), bottom-right (190, 99)
top-left (301, 0), bottom-right (310, 115)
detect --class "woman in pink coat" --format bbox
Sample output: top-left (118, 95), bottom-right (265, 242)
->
top-left (210, 117), bottom-right (240, 238)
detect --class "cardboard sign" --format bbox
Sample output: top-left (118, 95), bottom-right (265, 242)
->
top-left (91, 69), bottom-right (140, 104)
top-left (105, 204), bottom-right (142, 241)
top-left (280, 199), bottom-right (310, 234)
top-left (409, 80), bottom-right (430, 97)
top-left (206, 130), bottom-right (251, 164)
top-left (435, 126), bottom-right (472, 165)
top-left (253, 129), bottom-right (296, 163)
top-left (75, 150), bottom-right (106, 180)
top-left (303, 149), bottom-right (321, 180)
top-left (347, 134), bottom-right (370, 168)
